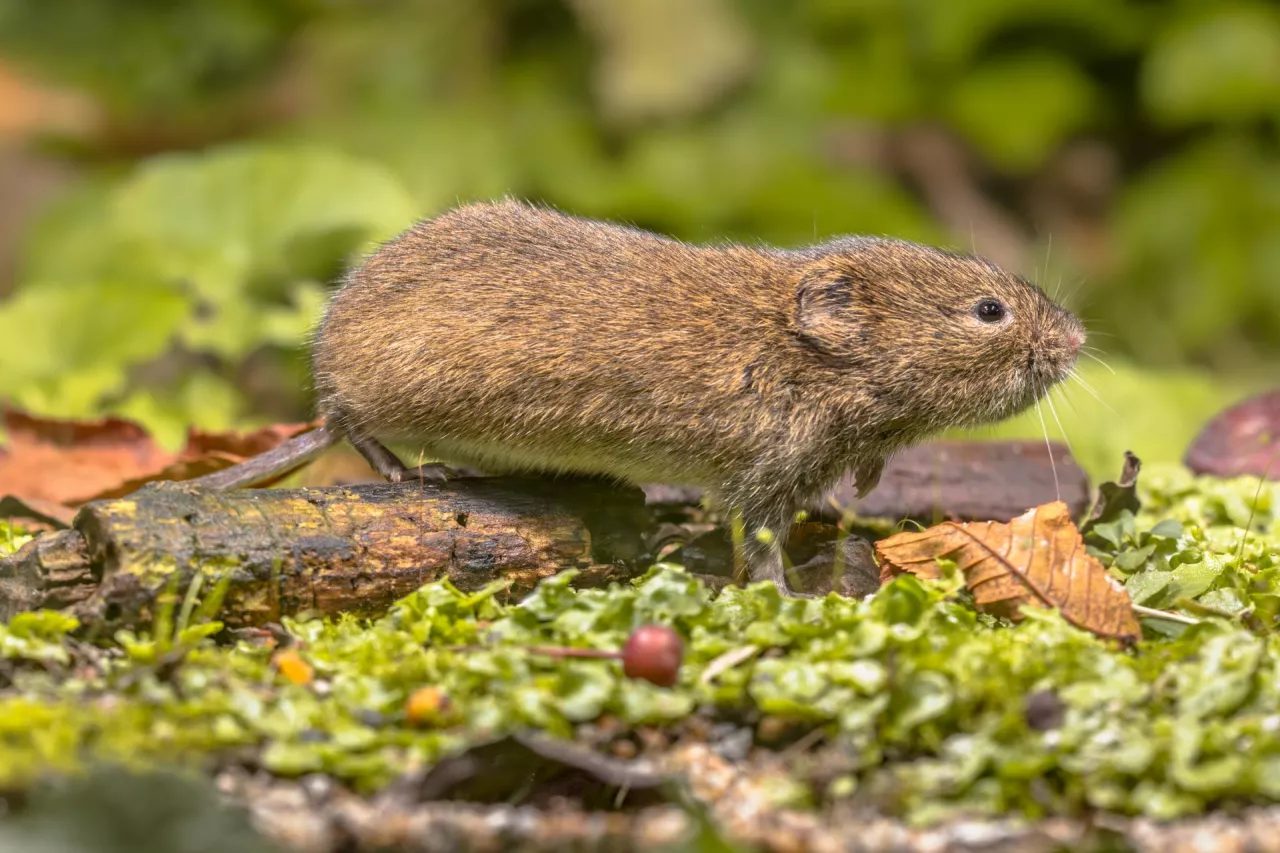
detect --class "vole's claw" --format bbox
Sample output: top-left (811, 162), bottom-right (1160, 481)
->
top-left (402, 463), bottom-right (453, 483)
top-left (853, 457), bottom-right (885, 499)
top-left (388, 462), bottom-right (485, 484)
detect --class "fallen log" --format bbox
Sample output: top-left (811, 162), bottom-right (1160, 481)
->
top-left (0, 440), bottom-right (1086, 630)
top-left (0, 477), bottom-right (655, 631)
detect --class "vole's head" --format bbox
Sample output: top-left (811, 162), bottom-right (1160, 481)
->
top-left (791, 237), bottom-right (1085, 429)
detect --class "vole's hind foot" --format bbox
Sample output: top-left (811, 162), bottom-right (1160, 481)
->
top-left (438, 463), bottom-right (487, 478)
top-left (396, 463), bottom-right (447, 483)
top-left (348, 432), bottom-right (415, 483)
top-left (401, 462), bottom-right (486, 482)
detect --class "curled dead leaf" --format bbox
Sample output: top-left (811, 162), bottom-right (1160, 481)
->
top-left (875, 501), bottom-right (1141, 643)
top-left (1084, 451), bottom-right (1142, 529)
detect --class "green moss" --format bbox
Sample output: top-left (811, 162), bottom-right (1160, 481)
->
top-left (0, 468), bottom-right (1278, 823)
top-left (0, 522), bottom-right (34, 559)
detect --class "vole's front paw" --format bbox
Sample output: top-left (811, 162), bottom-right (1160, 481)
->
top-left (779, 583), bottom-right (816, 599)
top-left (853, 457), bottom-right (885, 499)
top-left (746, 551), bottom-right (817, 598)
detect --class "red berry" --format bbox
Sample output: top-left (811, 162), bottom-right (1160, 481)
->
top-left (621, 625), bottom-right (683, 687)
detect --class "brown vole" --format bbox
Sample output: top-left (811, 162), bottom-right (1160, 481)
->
top-left (194, 199), bottom-right (1086, 596)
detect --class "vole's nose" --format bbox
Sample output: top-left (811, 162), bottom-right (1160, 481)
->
top-left (1066, 327), bottom-right (1085, 355)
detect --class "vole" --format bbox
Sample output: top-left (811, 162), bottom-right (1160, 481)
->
top-left (193, 199), bottom-right (1086, 596)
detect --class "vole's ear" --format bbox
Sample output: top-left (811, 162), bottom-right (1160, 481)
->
top-left (794, 272), bottom-right (859, 360)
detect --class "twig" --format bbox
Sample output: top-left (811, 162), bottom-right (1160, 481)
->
top-left (1131, 604), bottom-right (1200, 626)
top-left (699, 644), bottom-right (761, 685)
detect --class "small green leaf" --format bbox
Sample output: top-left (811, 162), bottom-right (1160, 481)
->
top-left (889, 671), bottom-right (953, 735)
top-left (1148, 519), bottom-right (1185, 540)
top-left (1114, 543), bottom-right (1158, 572)
top-left (6, 611), bottom-right (80, 641)
top-left (1126, 570), bottom-right (1172, 607)
top-left (1169, 558), bottom-right (1227, 601)
top-left (260, 740), bottom-right (326, 776)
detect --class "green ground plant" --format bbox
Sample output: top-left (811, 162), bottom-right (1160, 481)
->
top-left (0, 466), bottom-right (1276, 823)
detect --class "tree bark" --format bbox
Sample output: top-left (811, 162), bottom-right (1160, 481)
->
top-left (0, 477), bottom-right (654, 631)
top-left (0, 440), bottom-right (1088, 631)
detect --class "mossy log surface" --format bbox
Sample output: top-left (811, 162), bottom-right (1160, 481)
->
top-left (0, 477), bottom-right (653, 631)
top-left (0, 439), bottom-right (1085, 632)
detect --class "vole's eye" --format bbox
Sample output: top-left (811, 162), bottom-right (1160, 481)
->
top-left (975, 299), bottom-right (1006, 323)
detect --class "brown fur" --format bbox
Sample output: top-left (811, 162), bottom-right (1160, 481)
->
top-left (300, 199), bottom-right (1085, 594)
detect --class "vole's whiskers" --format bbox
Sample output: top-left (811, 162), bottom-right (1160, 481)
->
top-left (1055, 384), bottom-right (1080, 416)
top-left (1045, 388), bottom-right (1074, 463)
top-left (1067, 368), bottom-right (1116, 414)
top-left (1068, 366), bottom-right (1102, 399)
top-left (1039, 233), bottom-right (1053, 296)
top-left (1034, 395), bottom-right (1061, 500)
top-left (1079, 348), bottom-right (1115, 374)
top-left (1061, 277), bottom-right (1087, 311)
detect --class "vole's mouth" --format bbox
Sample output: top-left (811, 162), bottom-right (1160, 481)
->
top-left (1031, 359), bottom-right (1076, 398)
top-left (998, 351), bottom-right (1078, 423)
top-left (1031, 322), bottom-right (1085, 389)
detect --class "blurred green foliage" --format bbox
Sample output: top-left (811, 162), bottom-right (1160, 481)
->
top-left (0, 0), bottom-right (1277, 469)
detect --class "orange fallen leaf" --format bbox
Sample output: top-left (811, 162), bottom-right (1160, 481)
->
top-left (0, 409), bottom-right (323, 525)
top-left (272, 649), bottom-right (314, 686)
top-left (875, 500), bottom-right (1141, 643)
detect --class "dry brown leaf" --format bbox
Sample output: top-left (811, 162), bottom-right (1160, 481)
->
top-left (875, 500), bottom-right (1140, 643)
top-left (0, 410), bottom-right (322, 523)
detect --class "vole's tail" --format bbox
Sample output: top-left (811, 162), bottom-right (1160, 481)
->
top-left (184, 422), bottom-right (340, 491)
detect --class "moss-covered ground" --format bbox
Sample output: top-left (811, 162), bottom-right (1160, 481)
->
top-left (0, 464), bottom-right (1277, 826)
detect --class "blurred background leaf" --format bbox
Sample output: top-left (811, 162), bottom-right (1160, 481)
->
top-left (947, 51), bottom-right (1098, 171)
top-left (1142, 2), bottom-right (1280, 125)
top-left (0, 0), bottom-right (1275, 474)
